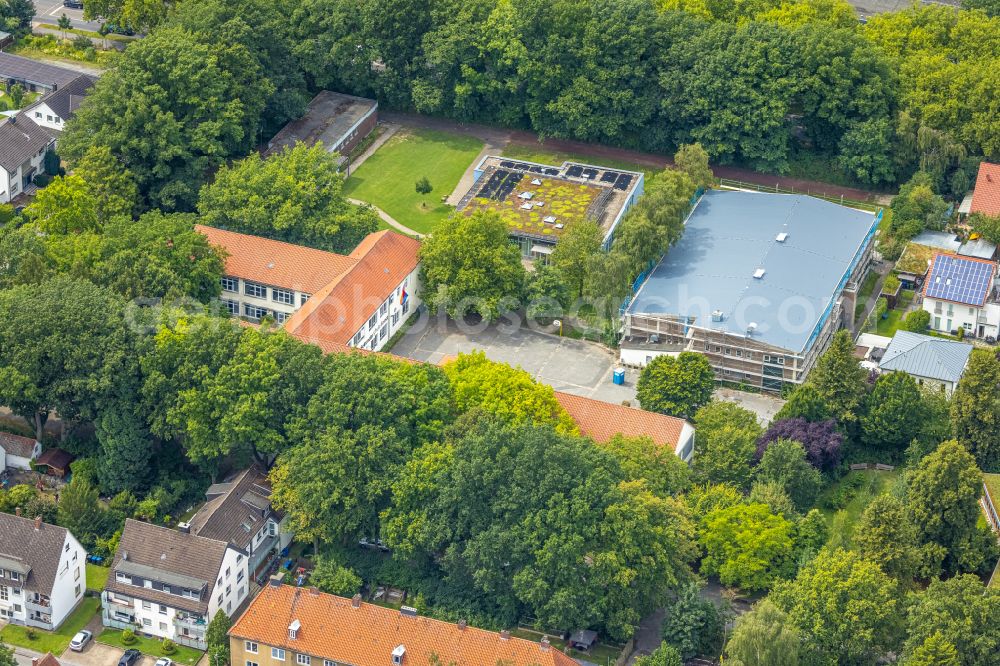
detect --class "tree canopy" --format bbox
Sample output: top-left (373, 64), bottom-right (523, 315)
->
top-left (636, 353), bottom-right (715, 419)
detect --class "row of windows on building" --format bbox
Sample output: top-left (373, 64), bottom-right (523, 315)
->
top-left (705, 343), bottom-right (788, 365)
top-left (33, 110), bottom-right (60, 124)
top-left (222, 300), bottom-right (291, 324)
top-left (221, 277), bottom-right (310, 307)
top-left (350, 283), bottom-right (409, 349)
top-left (245, 643), bottom-right (343, 666)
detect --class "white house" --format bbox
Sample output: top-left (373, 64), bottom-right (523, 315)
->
top-left (0, 432), bottom-right (42, 471)
top-left (878, 330), bottom-right (973, 396)
top-left (24, 75), bottom-right (96, 132)
top-left (102, 519), bottom-right (249, 650)
top-left (921, 253), bottom-right (1000, 339)
top-left (185, 466), bottom-right (292, 580)
top-left (0, 114), bottom-right (56, 203)
top-left (0, 512), bottom-right (88, 630)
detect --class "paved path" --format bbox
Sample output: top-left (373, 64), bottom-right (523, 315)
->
top-left (345, 123), bottom-right (399, 174)
top-left (446, 137), bottom-right (509, 206)
top-left (347, 198), bottom-right (424, 238)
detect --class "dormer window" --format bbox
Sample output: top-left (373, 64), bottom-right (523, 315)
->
top-left (116, 572), bottom-right (131, 584)
top-left (288, 619), bottom-right (300, 640)
top-left (392, 645), bottom-right (405, 665)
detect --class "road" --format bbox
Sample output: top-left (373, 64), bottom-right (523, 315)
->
top-left (32, 0), bottom-right (104, 32)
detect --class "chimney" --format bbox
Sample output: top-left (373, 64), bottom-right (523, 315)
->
top-left (177, 522), bottom-right (190, 534)
top-left (500, 630), bottom-right (511, 641)
top-left (15, 507), bottom-right (21, 516)
top-left (308, 586), bottom-right (319, 596)
top-left (540, 636), bottom-right (550, 652)
top-left (10, 115), bottom-right (15, 124)
top-left (400, 606), bottom-right (417, 618)
top-left (32, 658), bottom-right (37, 666)
top-left (351, 594), bottom-right (362, 609)
top-left (34, 516), bottom-right (42, 530)
top-left (457, 619), bottom-right (467, 631)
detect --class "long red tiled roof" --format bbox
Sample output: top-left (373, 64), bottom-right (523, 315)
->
top-left (229, 584), bottom-right (576, 666)
top-left (283, 230), bottom-right (421, 346)
top-left (554, 391), bottom-right (688, 448)
top-left (195, 225), bottom-right (358, 295)
top-left (971, 162), bottom-right (1000, 217)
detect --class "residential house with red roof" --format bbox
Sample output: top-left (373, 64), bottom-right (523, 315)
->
top-left (963, 161), bottom-right (1000, 219)
top-left (229, 581), bottom-right (578, 666)
top-left (196, 226), bottom-right (421, 352)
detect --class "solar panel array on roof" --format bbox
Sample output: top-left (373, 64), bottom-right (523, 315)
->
top-left (601, 171), bottom-right (620, 184)
top-left (582, 167), bottom-right (598, 180)
top-left (566, 165), bottom-right (583, 177)
top-left (924, 254), bottom-right (996, 306)
top-left (500, 160), bottom-right (514, 168)
top-left (543, 167), bottom-right (560, 176)
top-left (614, 174), bottom-right (633, 191)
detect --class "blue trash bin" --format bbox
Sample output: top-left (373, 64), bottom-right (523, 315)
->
top-left (613, 368), bottom-right (625, 385)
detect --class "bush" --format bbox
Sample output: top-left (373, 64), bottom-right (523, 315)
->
top-left (122, 629), bottom-right (137, 645)
top-left (822, 473), bottom-right (864, 511)
top-left (161, 639), bottom-right (177, 655)
top-left (25, 627), bottom-right (37, 640)
top-left (73, 35), bottom-right (95, 51)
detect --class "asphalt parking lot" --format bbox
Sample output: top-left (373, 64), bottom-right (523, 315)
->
top-left (32, 0), bottom-right (102, 30)
top-left (392, 313), bottom-right (640, 404)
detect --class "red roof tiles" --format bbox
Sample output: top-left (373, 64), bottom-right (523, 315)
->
top-left (229, 584), bottom-right (577, 666)
top-left (971, 162), bottom-right (1000, 217)
top-left (195, 225), bottom-right (358, 295)
top-left (283, 230), bottom-right (421, 346)
top-left (554, 391), bottom-right (689, 449)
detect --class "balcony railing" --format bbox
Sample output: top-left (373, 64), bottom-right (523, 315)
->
top-left (173, 615), bottom-right (207, 630)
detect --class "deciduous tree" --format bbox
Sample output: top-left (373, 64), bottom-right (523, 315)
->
top-left (198, 143), bottom-right (378, 252)
top-left (950, 349), bottom-right (1000, 471)
top-left (419, 210), bottom-right (525, 322)
top-left (853, 493), bottom-right (920, 581)
top-left (903, 575), bottom-right (1000, 666)
top-left (757, 417), bottom-right (842, 472)
top-left (633, 643), bottom-right (682, 666)
top-left (551, 219), bottom-right (601, 299)
top-left (74, 145), bottom-right (140, 223)
top-left (754, 438), bottom-right (823, 511)
top-left (637, 352), bottom-right (714, 419)
top-left (599, 434), bottom-right (691, 497)
top-left (862, 371), bottom-right (924, 452)
top-left (692, 401), bottom-right (762, 488)
top-left (724, 599), bottom-right (800, 666)
top-left (673, 143), bottom-right (714, 191)
top-left (699, 502), bottom-right (795, 591)
top-left (57, 479), bottom-right (105, 547)
top-left (660, 582), bottom-right (726, 660)
top-left (772, 383), bottom-right (829, 422)
top-left (27, 175), bottom-right (99, 235)
top-left (808, 330), bottom-right (868, 429)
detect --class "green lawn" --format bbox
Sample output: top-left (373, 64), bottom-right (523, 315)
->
top-left (820, 470), bottom-right (900, 549)
top-left (875, 289), bottom-right (915, 336)
top-left (86, 563), bottom-right (110, 592)
top-left (501, 142), bottom-right (656, 179)
top-left (0, 597), bottom-right (100, 654)
top-left (985, 473), bottom-right (1000, 507)
top-left (98, 628), bottom-right (203, 665)
top-left (343, 129), bottom-right (484, 235)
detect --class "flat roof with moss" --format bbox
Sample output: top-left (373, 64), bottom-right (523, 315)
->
top-left (984, 473), bottom-right (1000, 505)
top-left (458, 156), bottom-right (644, 245)
top-left (895, 242), bottom-right (954, 276)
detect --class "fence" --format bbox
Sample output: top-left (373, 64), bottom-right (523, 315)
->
top-left (717, 178), bottom-right (881, 212)
top-left (849, 463), bottom-right (895, 471)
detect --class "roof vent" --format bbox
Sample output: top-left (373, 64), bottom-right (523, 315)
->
top-left (457, 620), bottom-right (467, 631)
top-left (288, 619), bottom-right (300, 640)
top-left (122, 551), bottom-right (128, 561)
top-left (500, 630), bottom-right (511, 641)
top-left (775, 232), bottom-right (788, 242)
top-left (400, 606), bottom-right (418, 618)
top-left (267, 262), bottom-right (275, 269)
top-left (747, 322), bottom-right (758, 335)
top-left (540, 636), bottom-right (551, 652)
top-left (711, 310), bottom-right (725, 323)
top-left (269, 574), bottom-right (282, 588)
top-left (160, 553), bottom-right (167, 561)
top-left (753, 268), bottom-right (766, 279)
top-left (391, 645), bottom-right (405, 665)
top-left (351, 593), bottom-right (362, 608)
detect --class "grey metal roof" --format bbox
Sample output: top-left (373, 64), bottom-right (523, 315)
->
top-left (0, 115), bottom-right (54, 172)
top-left (0, 512), bottom-right (70, 595)
top-left (627, 190), bottom-right (878, 353)
top-left (911, 230), bottom-right (961, 253)
top-left (265, 90), bottom-right (377, 156)
top-left (958, 237), bottom-right (997, 260)
top-left (879, 330), bottom-right (973, 384)
top-left (0, 53), bottom-right (82, 90)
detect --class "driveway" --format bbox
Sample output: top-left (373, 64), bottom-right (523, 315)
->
top-left (32, 0), bottom-right (104, 31)
top-left (62, 641), bottom-right (123, 666)
top-left (391, 313), bottom-right (639, 404)
top-left (715, 388), bottom-right (785, 425)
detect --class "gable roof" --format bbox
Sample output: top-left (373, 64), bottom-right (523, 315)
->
top-left (0, 512), bottom-right (70, 594)
top-left (971, 162), bottom-right (1000, 217)
top-left (35, 654), bottom-right (60, 666)
top-left (0, 53), bottom-right (81, 90)
top-left (283, 230), bottom-right (421, 346)
top-left (229, 583), bottom-right (577, 666)
top-left (195, 225), bottom-right (359, 295)
top-left (923, 253), bottom-right (997, 306)
top-left (26, 74), bottom-right (96, 122)
top-left (188, 466), bottom-right (282, 550)
top-left (106, 519), bottom-right (231, 614)
top-left (554, 391), bottom-right (690, 451)
top-left (880, 330), bottom-right (973, 384)
top-left (0, 115), bottom-right (54, 172)
top-left (0, 431), bottom-right (38, 458)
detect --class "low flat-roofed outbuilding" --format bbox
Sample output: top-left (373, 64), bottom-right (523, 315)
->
top-left (265, 91), bottom-right (378, 158)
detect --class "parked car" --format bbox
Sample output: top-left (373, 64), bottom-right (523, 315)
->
top-left (69, 630), bottom-right (92, 651)
top-left (63, 0), bottom-right (84, 8)
top-left (155, 658), bottom-right (173, 666)
top-left (118, 649), bottom-right (142, 666)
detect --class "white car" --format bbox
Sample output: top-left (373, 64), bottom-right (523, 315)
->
top-left (69, 630), bottom-right (92, 651)
top-left (155, 658), bottom-right (173, 666)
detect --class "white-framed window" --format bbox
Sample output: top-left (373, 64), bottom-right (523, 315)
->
top-left (225, 567), bottom-right (231, 578)
top-left (272, 649), bottom-right (285, 661)
top-left (275, 311), bottom-right (289, 324)
top-left (9, 572), bottom-right (20, 583)
top-left (217, 594), bottom-right (223, 605)
top-left (380, 301), bottom-right (388, 316)
top-left (222, 299), bottom-right (239, 315)
top-left (0, 587), bottom-right (8, 601)
top-left (236, 554), bottom-right (243, 563)
top-left (296, 655), bottom-right (310, 666)
top-left (226, 601), bottom-right (232, 612)
top-left (300, 294), bottom-right (311, 306)
top-left (367, 313), bottom-right (377, 330)
top-left (74, 568), bottom-right (80, 581)
top-left (246, 661), bottom-right (258, 666)
top-left (243, 304), bottom-right (268, 321)
top-left (244, 282), bottom-right (267, 299)
top-left (226, 584), bottom-right (232, 595)
top-left (142, 601), bottom-right (151, 610)
top-left (379, 323), bottom-right (388, 341)
top-left (245, 642), bottom-right (258, 654)
top-left (324, 661), bottom-right (336, 666)
top-left (221, 277), bottom-right (238, 292)
top-left (392, 311), bottom-right (399, 325)
top-left (72, 551), bottom-right (78, 562)
top-left (143, 618), bottom-right (152, 627)
top-left (237, 570), bottom-right (244, 583)
top-left (163, 585), bottom-right (171, 594)
top-left (159, 605), bottom-right (167, 615)
top-left (116, 572), bottom-right (131, 584)
top-left (75, 583), bottom-right (81, 597)
top-left (272, 288), bottom-right (294, 305)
